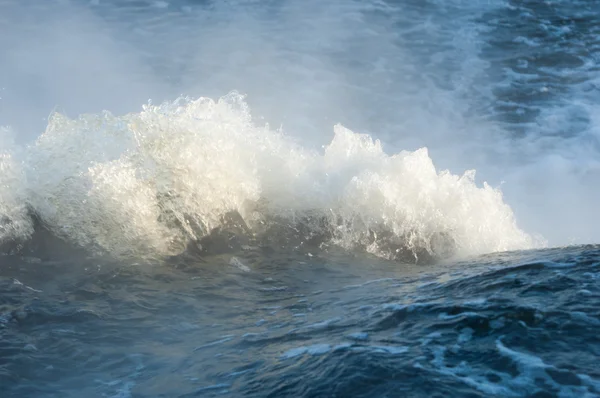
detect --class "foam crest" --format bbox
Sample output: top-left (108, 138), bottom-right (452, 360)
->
top-left (0, 159), bottom-right (32, 248)
top-left (0, 129), bottom-right (33, 248)
top-left (2, 93), bottom-right (538, 260)
top-left (322, 127), bottom-right (536, 258)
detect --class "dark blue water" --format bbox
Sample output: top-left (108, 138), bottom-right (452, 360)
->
top-left (1, 0), bottom-right (599, 397)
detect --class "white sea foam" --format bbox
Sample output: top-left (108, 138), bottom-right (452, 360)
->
top-left (282, 343), bottom-right (332, 359)
top-left (0, 93), bottom-right (538, 260)
top-left (0, 128), bottom-right (33, 246)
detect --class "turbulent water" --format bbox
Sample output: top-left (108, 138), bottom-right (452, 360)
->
top-left (1, 0), bottom-right (599, 397)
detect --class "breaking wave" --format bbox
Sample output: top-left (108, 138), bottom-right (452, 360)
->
top-left (0, 92), bottom-right (540, 261)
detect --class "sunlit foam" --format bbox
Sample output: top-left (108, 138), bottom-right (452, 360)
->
top-left (0, 93), bottom-right (540, 260)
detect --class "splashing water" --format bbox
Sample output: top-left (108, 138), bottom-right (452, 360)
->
top-left (0, 93), bottom-right (538, 261)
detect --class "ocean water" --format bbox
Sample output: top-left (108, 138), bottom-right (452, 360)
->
top-left (0, 0), bottom-right (599, 397)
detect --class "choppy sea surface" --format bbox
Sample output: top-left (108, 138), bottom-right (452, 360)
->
top-left (1, 0), bottom-right (599, 397)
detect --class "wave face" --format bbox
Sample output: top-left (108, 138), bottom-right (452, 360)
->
top-left (0, 93), bottom-right (536, 260)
